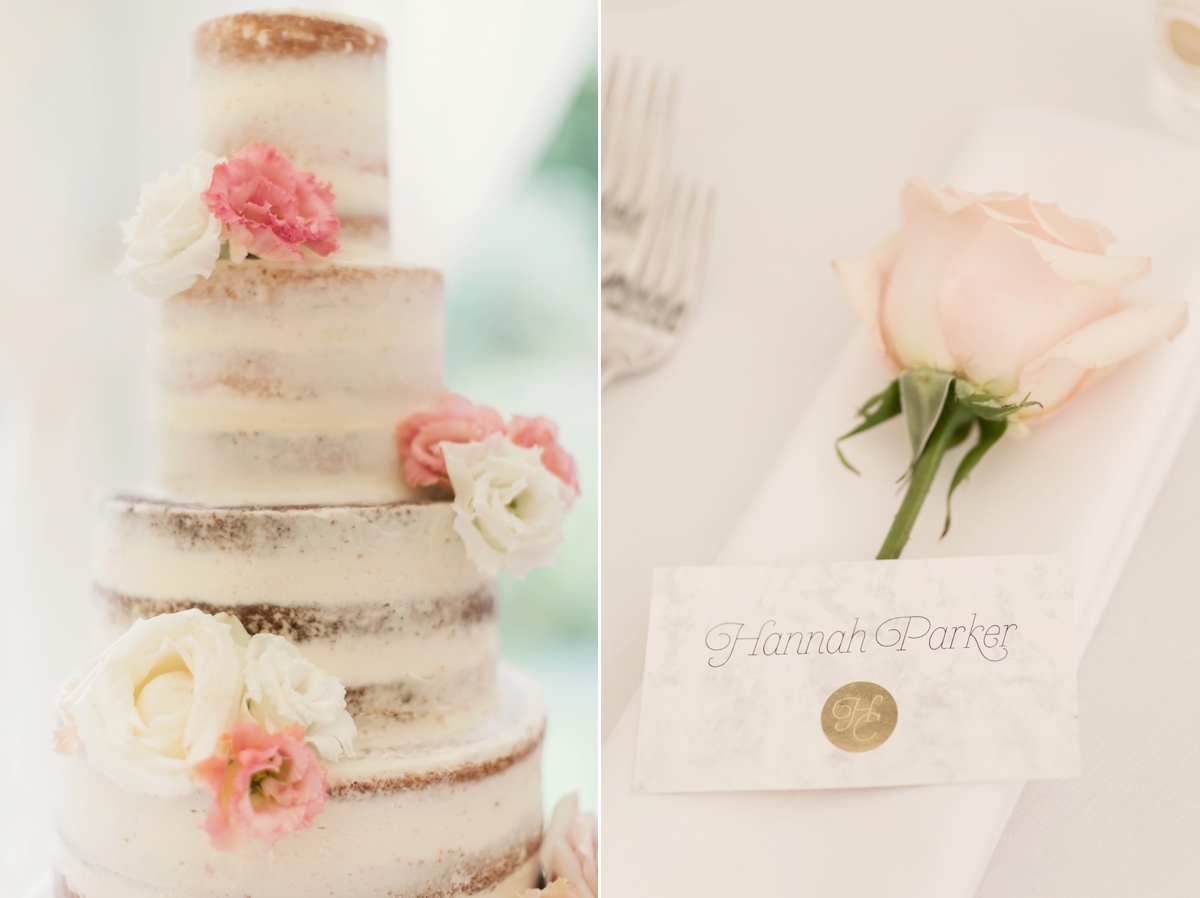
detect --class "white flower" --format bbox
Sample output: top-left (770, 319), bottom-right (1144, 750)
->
top-left (116, 151), bottom-right (224, 299)
top-left (240, 633), bottom-right (357, 762)
top-left (442, 434), bottom-right (572, 579)
top-left (57, 609), bottom-right (245, 797)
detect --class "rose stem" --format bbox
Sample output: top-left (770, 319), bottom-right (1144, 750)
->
top-left (876, 397), bottom-right (973, 560)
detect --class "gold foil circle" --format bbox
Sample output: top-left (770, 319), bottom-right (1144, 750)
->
top-left (1169, 18), bottom-right (1200, 66)
top-left (821, 681), bottom-right (898, 753)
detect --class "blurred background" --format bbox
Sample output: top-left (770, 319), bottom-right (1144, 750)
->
top-left (0, 1), bottom-right (597, 894)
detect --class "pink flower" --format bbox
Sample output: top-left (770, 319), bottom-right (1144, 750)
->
top-left (195, 722), bottom-right (327, 851)
top-left (508, 415), bottom-right (580, 505)
top-left (521, 880), bottom-right (583, 898)
top-left (833, 177), bottom-right (1187, 418)
top-left (539, 794), bottom-right (598, 898)
top-left (201, 141), bottom-right (339, 263)
top-left (396, 394), bottom-right (506, 489)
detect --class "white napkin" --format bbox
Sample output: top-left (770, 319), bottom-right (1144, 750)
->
top-left (603, 108), bottom-right (1200, 897)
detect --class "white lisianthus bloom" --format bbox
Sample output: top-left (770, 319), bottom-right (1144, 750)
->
top-left (57, 609), bottom-right (245, 797)
top-left (442, 434), bottom-right (572, 579)
top-left (240, 633), bottom-right (357, 762)
top-left (116, 151), bottom-right (224, 298)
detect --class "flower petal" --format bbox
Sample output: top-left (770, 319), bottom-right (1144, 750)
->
top-left (939, 219), bottom-right (1124, 397)
top-left (1033, 300), bottom-right (1188, 370)
top-left (1029, 237), bottom-right (1149, 288)
top-left (1031, 200), bottom-right (1111, 252)
top-left (1006, 356), bottom-right (1094, 417)
top-left (879, 181), bottom-right (988, 372)
top-left (831, 230), bottom-right (902, 351)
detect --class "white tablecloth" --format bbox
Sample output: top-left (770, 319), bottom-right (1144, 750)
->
top-left (602, 0), bottom-right (1200, 893)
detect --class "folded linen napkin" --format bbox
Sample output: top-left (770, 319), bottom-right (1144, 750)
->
top-left (603, 108), bottom-right (1200, 897)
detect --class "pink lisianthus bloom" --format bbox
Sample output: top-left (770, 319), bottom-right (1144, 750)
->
top-left (508, 415), bottom-right (580, 506)
top-left (539, 794), bottom-right (598, 898)
top-left (201, 141), bottom-right (339, 263)
top-left (521, 879), bottom-right (583, 898)
top-left (395, 393), bottom-right (506, 489)
top-left (195, 722), bottom-right (327, 851)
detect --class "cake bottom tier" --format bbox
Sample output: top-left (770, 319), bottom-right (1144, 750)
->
top-left (54, 663), bottom-right (545, 898)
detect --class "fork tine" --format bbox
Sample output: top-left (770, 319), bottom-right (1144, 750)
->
top-left (628, 71), bottom-right (676, 225)
top-left (611, 64), bottom-right (653, 212)
top-left (601, 60), bottom-right (640, 202)
top-left (632, 178), bottom-right (682, 300)
top-left (655, 181), bottom-right (700, 306)
top-left (615, 67), bottom-right (659, 211)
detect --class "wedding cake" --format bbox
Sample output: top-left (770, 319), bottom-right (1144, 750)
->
top-left (52, 11), bottom-right (582, 898)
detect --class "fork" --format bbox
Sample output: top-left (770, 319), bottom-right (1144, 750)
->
top-left (601, 179), bottom-right (716, 389)
top-left (601, 57), bottom-right (676, 278)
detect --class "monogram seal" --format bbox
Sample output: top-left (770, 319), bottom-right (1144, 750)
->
top-left (820, 681), bottom-right (898, 752)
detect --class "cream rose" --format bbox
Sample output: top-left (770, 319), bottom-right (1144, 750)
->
top-left (57, 609), bottom-right (244, 797)
top-left (240, 633), bottom-right (357, 762)
top-left (117, 151), bottom-right (224, 299)
top-left (833, 177), bottom-right (1187, 417)
top-left (442, 434), bottom-right (572, 579)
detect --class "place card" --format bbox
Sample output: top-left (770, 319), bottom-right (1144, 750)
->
top-left (634, 555), bottom-right (1078, 793)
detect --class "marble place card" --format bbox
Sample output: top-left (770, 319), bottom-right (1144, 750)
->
top-left (634, 555), bottom-right (1078, 793)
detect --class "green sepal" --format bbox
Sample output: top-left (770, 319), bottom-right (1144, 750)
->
top-left (947, 415), bottom-right (975, 452)
top-left (955, 380), bottom-right (1041, 421)
top-left (835, 379), bottom-right (901, 475)
top-left (942, 417), bottom-right (1007, 537)
top-left (900, 369), bottom-right (955, 463)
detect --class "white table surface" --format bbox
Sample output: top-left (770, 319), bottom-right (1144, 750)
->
top-left (602, 0), bottom-right (1200, 893)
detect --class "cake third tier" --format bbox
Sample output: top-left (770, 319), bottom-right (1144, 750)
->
top-left (93, 494), bottom-right (498, 731)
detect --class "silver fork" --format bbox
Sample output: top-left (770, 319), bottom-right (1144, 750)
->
top-left (601, 179), bottom-right (716, 389)
top-left (601, 57), bottom-right (676, 279)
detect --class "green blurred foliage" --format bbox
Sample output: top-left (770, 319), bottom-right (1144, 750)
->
top-left (444, 65), bottom-right (598, 654)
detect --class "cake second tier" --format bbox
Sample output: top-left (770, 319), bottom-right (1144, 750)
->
top-left (94, 494), bottom-right (497, 732)
top-left (149, 257), bottom-right (443, 506)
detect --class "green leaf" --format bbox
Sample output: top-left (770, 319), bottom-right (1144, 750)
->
top-left (942, 417), bottom-right (1007, 537)
top-left (899, 369), bottom-right (955, 463)
top-left (835, 379), bottom-right (901, 474)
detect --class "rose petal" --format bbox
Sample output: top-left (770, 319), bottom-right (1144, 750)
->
top-left (1031, 200), bottom-right (1111, 253)
top-left (1032, 300), bottom-right (1188, 370)
top-left (939, 218), bottom-right (1125, 397)
top-left (878, 180), bottom-right (985, 372)
top-left (1029, 237), bottom-right (1149, 288)
top-left (831, 230), bottom-right (902, 352)
top-left (1006, 356), bottom-right (1095, 418)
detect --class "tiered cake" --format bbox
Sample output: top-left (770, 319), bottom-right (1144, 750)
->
top-left (54, 11), bottom-right (547, 898)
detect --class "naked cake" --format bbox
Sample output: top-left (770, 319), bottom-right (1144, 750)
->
top-left (52, 10), bottom-right (585, 898)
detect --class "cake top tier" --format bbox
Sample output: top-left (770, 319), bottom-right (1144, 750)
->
top-left (194, 10), bottom-right (391, 254)
top-left (194, 10), bottom-right (386, 62)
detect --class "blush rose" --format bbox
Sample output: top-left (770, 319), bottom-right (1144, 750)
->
top-left (833, 177), bottom-right (1187, 417)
